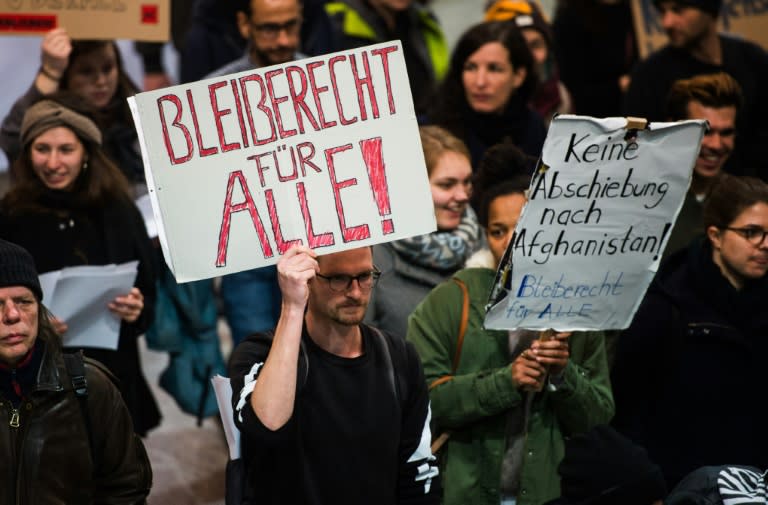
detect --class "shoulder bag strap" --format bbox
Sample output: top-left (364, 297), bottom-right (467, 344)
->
top-left (428, 277), bottom-right (469, 390)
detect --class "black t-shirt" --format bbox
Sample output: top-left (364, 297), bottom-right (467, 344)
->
top-left (228, 324), bottom-right (440, 505)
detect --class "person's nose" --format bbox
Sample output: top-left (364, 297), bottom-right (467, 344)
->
top-left (661, 11), bottom-right (677, 30)
top-left (703, 132), bottom-right (724, 152)
top-left (455, 183), bottom-right (470, 203)
top-left (2, 301), bottom-right (20, 324)
top-left (275, 28), bottom-right (292, 47)
top-left (46, 151), bottom-right (59, 169)
top-left (475, 68), bottom-right (488, 88)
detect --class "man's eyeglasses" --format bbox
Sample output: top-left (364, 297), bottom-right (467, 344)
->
top-left (316, 269), bottom-right (382, 292)
top-left (724, 226), bottom-right (768, 245)
top-left (251, 18), bottom-right (301, 40)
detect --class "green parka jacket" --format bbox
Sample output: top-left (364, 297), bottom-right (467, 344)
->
top-left (407, 267), bottom-right (614, 505)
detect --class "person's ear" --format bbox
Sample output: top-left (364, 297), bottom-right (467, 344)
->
top-left (707, 225), bottom-right (722, 249)
top-left (236, 11), bottom-right (251, 41)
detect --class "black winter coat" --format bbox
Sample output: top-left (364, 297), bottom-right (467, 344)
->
top-left (0, 338), bottom-right (152, 504)
top-left (611, 239), bottom-right (768, 488)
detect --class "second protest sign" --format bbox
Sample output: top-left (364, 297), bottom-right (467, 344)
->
top-left (485, 115), bottom-right (706, 331)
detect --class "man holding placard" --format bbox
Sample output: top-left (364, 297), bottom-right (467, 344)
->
top-left (228, 245), bottom-right (439, 504)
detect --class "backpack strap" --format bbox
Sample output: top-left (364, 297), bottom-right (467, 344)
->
top-left (368, 326), bottom-right (403, 409)
top-left (428, 277), bottom-right (469, 390)
top-left (62, 350), bottom-right (96, 464)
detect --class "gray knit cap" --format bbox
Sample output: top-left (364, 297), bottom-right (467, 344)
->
top-left (20, 99), bottom-right (102, 147)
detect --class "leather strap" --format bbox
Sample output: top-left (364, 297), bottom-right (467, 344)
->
top-left (428, 278), bottom-right (470, 454)
top-left (428, 278), bottom-right (469, 390)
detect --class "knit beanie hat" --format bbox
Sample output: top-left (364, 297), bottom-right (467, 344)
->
top-left (484, 0), bottom-right (553, 44)
top-left (652, 0), bottom-right (722, 16)
top-left (0, 240), bottom-right (42, 301)
top-left (20, 99), bottom-right (102, 148)
top-left (544, 425), bottom-right (667, 505)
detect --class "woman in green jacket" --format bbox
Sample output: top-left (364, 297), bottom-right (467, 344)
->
top-left (406, 144), bottom-right (614, 505)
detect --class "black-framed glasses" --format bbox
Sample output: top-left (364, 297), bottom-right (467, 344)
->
top-left (724, 226), bottom-right (768, 245)
top-left (316, 269), bottom-right (382, 292)
top-left (251, 18), bottom-right (301, 40)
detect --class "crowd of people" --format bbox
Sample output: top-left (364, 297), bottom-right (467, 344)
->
top-left (1, 0), bottom-right (767, 503)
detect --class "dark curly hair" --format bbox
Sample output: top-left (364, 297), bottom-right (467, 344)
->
top-left (472, 140), bottom-right (535, 214)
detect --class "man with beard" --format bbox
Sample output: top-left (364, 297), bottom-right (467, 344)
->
top-left (623, 0), bottom-right (768, 181)
top-left (227, 245), bottom-right (440, 504)
top-left (662, 72), bottom-right (742, 258)
top-left (206, 0), bottom-right (306, 349)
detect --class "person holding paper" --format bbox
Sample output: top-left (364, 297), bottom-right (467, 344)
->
top-left (227, 245), bottom-right (440, 504)
top-left (426, 20), bottom-right (546, 169)
top-left (0, 94), bottom-right (161, 437)
top-left (0, 238), bottom-right (152, 504)
top-left (366, 125), bottom-right (481, 339)
top-left (662, 72), bottom-right (742, 258)
top-left (0, 28), bottom-right (146, 196)
top-left (612, 175), bottom-right (768, 488)
top-left (406, 145), bottom-right (613, 505)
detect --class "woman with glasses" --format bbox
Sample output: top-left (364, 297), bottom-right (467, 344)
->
top-left (612, 175), bottom-right (768, 489)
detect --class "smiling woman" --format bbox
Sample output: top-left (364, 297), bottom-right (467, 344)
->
top-left (0, 28), bottom-right (144, 194)
top-left (0, 93), bottom-right (161, 437)
top-left (365, 125), bottom-right (482, 338)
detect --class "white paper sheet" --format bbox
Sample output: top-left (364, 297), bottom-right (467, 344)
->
top-left (212, 375), bottom-right (241, 460)
top-left (39, 261), bottom-right (139, 350)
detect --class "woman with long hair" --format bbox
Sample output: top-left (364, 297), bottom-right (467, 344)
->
top-left (0, 93), bottom-right (161, 436)
top-left (427, 20), bottom-right (546, 169)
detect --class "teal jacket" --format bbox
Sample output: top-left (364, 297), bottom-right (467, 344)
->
top-left (407, 267), bottom-right (614, 505)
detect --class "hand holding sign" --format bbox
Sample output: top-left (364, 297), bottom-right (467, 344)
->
top-left (511, 350), bottom-right (546, 393)
top-left (531, 331), bottom-right (571, 377)
top-left (276, 245), bottom-right (318, 309)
